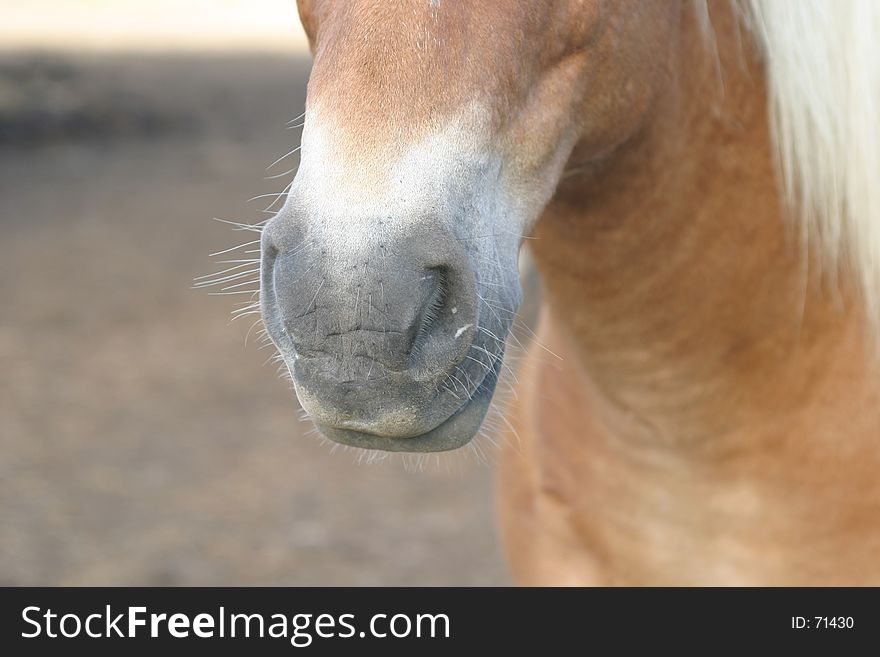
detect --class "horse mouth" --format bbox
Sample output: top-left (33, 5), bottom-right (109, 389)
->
top-left (312, 353), bottom-right (503, 453)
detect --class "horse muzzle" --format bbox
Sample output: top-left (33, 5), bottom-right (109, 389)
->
top-left (260, 215), bottom-right (503, 452)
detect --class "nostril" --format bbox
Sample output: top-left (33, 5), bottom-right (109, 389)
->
top-left (259, 238), bottom-right (277, 313)
top-left (259, 231), bottom-right (294, 355)
top-left (413, 267), bottom-right (449, 352)
top-left (407, 262), bottom-right (478, 383)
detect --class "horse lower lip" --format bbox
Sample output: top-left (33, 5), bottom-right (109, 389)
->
top-left (312, 357), bottom-right (502, 453)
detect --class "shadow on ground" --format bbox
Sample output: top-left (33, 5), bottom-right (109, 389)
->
top-left (0, 52), bottom-right (509, 586)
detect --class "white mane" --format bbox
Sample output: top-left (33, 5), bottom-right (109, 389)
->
top-left (735, 1), bottom-right (880, 323)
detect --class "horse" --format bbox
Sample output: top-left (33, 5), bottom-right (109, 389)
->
top-left (249, 0), bottom-right (880, 584)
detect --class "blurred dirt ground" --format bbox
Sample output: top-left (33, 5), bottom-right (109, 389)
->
top-left (0, 52), bottom-right (509, 586)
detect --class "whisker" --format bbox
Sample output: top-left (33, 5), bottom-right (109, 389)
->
top-left (265, 167), bottom-right (297, 180)
top-left (209, 239), bottom-right (261, 257)
top-left (212, 217), bottom-right (265, 233)
top-left (219, 279), bottom-right (260, 292)
top-left (194, 262), bottom-right (256, 280)
top-left (244, 318), bottom-right (264, 346)
top-left (208, 290), bottom-right (261, 296)
top-left (266, 145), bottom-right (303, 171)
top-left (193, 269), bottom-right (260, 288)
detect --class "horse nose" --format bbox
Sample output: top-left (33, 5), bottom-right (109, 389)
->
top-left (261, 222), bottom-right (478, 437)
top-left (277, 260), bottom-right (468, 376)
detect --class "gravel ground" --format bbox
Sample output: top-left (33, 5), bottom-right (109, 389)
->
top-left (0, 52), bottom-right (509, 586)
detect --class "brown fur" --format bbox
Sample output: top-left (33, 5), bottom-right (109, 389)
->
top-left (500, 3), bottom-right (880, 585)
top-left (296, 0), bottom-right (880, 584)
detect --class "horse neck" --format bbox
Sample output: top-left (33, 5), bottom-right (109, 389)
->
top-left (530, 2), bottom-right (876, 449)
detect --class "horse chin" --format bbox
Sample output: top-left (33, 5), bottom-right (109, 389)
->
top-left (312, 356), bottom-right (502, 453)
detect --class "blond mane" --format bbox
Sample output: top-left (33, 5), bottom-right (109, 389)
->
top-left (734, 1), bottom-right (880, 324)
